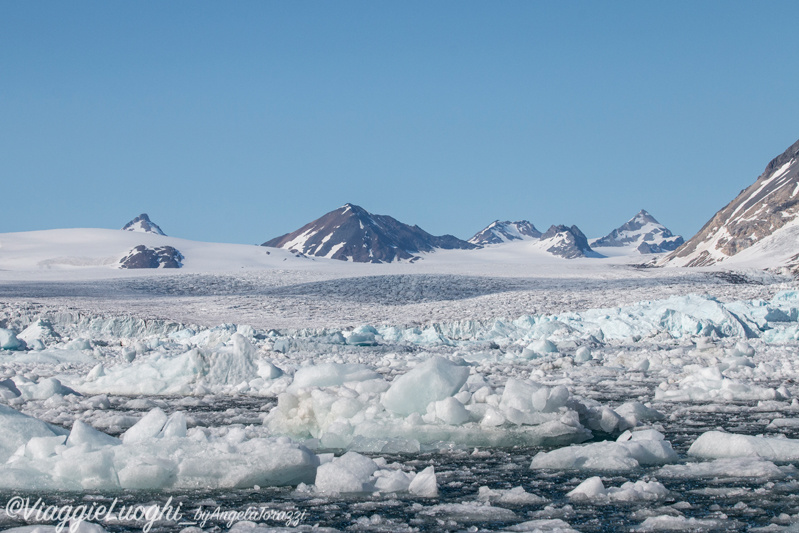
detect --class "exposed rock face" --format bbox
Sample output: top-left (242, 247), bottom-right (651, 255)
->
top-left (119, 245), bottom-right (183, 269)
top-left (539, 225), bottom-right (598, 259)
top-left (637, 241), bottom-right (680, 254)
top-left (122, 214), bottom-right (166, 236)
top-left (593, 210), bottom-right (683, 254)
top-left (262, 203), bottom-right (476, 263)
top-left (663, 137), bottom-right (799, 267)
top-left (469, 220), bottom-right (542, 245)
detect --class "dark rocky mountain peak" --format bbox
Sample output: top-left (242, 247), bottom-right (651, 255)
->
top-left (539, 225), bottom-right (600, 259)
top-left (262, 204), bottom-right (476, 263)
top-left (593, 209), bottom-right (683, 253)
top-left (122, 214), bottom-right (166, 236)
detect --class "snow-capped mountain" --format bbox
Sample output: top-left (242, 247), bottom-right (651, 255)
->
top-left (469, 220), bottom-right (542, 245)
top-left (537, 225), bottom-right (599, 259)
top-left (122, 213), bottom-right (166, 236)
top-left (262, 203), bottom-right (476, 263)
top-left (663, 137), bottom-right (799, 268)
top-left (593, 210), bottom-right (684, 254)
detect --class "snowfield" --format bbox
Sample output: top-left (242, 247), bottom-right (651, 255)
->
top-left (2, 229), bottom-right (799, 531)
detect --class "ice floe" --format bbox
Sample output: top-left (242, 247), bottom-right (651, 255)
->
top-left (688, 431), bottom-right (799, 462)
top-left (530, 429), bottom-right (678, 471)
top-left (0, 405), bottom-right (318, 491)
top-left (567, 476), bottom-right (669, 502)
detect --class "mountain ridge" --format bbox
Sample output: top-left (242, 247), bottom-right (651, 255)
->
top-left (262, 203), bottom-right (476, 263)
top-left (538, 224), bottom-right (599, 259)
top-left (469, 220), bottom-right (542, 245)
top-left (122, 214), bottom-right (166, 236)
top-left (663, 137), bottom-right (799, 267)
top-left (593, 209), bottom-right (683, 254)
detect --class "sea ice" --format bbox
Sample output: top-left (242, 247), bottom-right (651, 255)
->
top-left (74, 334), bottom-right (263, 396)
top-left (312, 452), bottom-right (434, 496)
top-left (688, 431), bottom-right (799, 462)
top-left (417, 501), bottom-right (516, 522)
top-left (656, 457), bottom-right (791, 479)
top-left (0, 328), bottom-right (26, 351)
top-left (477, 485), bottom-right (547, 505)
top-left (530, 429), bottom-right (678, 471)
top-left (504, 519), bottom-right (581, 532)
top-left (655, 365), bottom-right (783, 402)
top-left (382, 356), bottom-right (469, 416)
top-left (408, 465), bottom-right (438, 497)
top-left (0, 406), bottom-right (319, 490)
top-left (567, 476), bottom-right (669, 502)
top-left (314, 451), bottom-right (380, 493)
top-left (634, 515), bottom-right (733, 531)
top-left (265, 359), bottom-right (597, 449)
top-left (289, 362), bottom-right (379, 390)
top-left (0, 404), bottom-right (68, 462)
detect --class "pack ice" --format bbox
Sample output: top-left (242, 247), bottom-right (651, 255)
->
top-left (3, 290), bottom-right (799, 493)
top-left (263, 355), bottom-right (620, 451)
top-left (0, 404), bottom-right (318, 491)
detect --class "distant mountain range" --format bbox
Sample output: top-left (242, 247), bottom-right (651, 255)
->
top-left (260, 131), bottom-right (799, 267)
top-left (13, 132), bottom-right (799, 273)
top-left (261, 205), bottom-right (683, 262)
top-left (662, 136), bottom-right (799, 270)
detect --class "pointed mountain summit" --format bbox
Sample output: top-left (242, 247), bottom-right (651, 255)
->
top-left (664, 137), bottom-right (799, 267)
top-left (593, 210), bottom-right (683, 254)
top-left (262, 203), bottom-right (476, 263)
top-left (469, 220), bottom-right (542, 245)
top-left (121, 214), bottom-right (166, 236)
top-left (538, 225), bottom-right (599, 259)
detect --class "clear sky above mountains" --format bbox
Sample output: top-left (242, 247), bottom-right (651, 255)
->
top-left (2, 1), bottom-right (798, 244)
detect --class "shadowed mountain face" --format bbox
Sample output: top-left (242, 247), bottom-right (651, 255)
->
top-left (262, 204), bottom-right (476, 263)
top-left (593, 210), bottom-right (683, 254)
top-left (469, 220), bottom-right (541, 245)
top-left (664, 137), bottom-right (799, 267)
top-left (122, 214), bottom-right (166, 236)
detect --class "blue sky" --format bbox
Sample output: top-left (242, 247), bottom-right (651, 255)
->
top-left (2, 1), bottom-right (798, 244)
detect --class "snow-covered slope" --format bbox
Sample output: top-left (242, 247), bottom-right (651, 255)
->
top-left (469, 220), bottom-right (541, 245)
top-left (121, 213), bottom-right (166, 235)
top-left (707, 216), bottom-right (799, 273)
top-left (536, 225), bottom-right (600, 259)
top-left (0, 228), bottom-right (316, 275)
top-left (262, 203), bottom-right (476, 263)
top-left (593, 210), bottom-right (683, 254)
top-left (663, 137), bottom-right (799, 268)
